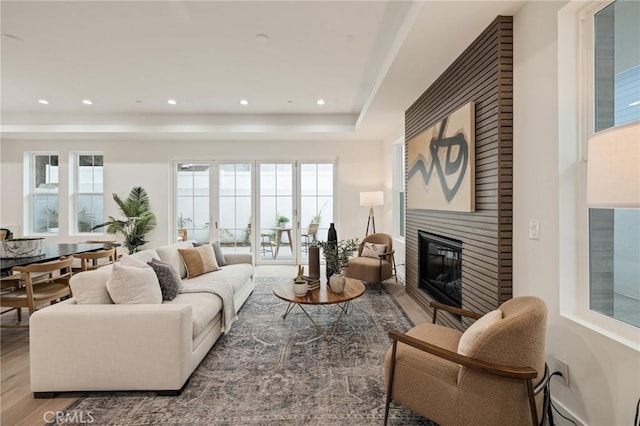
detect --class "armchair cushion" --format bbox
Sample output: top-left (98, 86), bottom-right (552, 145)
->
top-left (457, 309), bottom-right (502, 356)
top-left (361, 242), bottom-right (387, 259)
top-left (344, 257), bottom-right (392, 283)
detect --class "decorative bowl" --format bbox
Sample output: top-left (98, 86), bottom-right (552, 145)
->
top-left (0, 238), bottom-right (46, 258)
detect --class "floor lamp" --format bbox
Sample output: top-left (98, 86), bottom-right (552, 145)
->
top-left (360, 191), bottom-right (384, 236)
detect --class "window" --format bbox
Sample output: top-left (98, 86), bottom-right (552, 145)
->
top-left (393, 142), bottom-right (406, 239)
top-left (72, 153), bottom-right (104, 233)
top-left (218, 163), bottom-right (252, 252)
top-left (176, 163), bottom-right (211, 243)
top-left (588, 0), bottom-right (640, 328)
top-left (30, 153), bottom-right (59, 234)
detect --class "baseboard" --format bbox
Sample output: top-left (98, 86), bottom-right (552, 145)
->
top-left (549, 396), bottom-right (587, 426)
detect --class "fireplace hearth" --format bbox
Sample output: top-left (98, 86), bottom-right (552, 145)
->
top-left (419, 231), bottom-right (462, 309)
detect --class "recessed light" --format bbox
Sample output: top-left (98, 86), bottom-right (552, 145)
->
top-left (240, 99), bottom-right (249, 106)
top-left (82, 99), bottom-right (93, 105)
top-left (255, 34), bottom-right (270, 44)
top-left (38, 99), bottom-right (50, 105)
top-left (629, 100), bottom-right (640, 107)
top-left (317, 99), bottom-right (325, 105)
top-left (167, 99), bottom-right (177, 105)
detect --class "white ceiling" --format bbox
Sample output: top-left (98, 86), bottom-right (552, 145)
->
top-left (0, 1), bottom-right (524, 141)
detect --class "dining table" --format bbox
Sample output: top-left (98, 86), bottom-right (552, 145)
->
top-left (0, 243), bottom-right (119, 276)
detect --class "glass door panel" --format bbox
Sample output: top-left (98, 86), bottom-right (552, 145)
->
top-left (259, 163), bottom-right (294, 263)
top-left (176, 163), bottom-right (210, 243)
top-left (218, 163), bottom-right (252, 254)
top-left (299, 163), bottom-right (334, 262)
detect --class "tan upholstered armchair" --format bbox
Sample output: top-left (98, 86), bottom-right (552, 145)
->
top-left (344, 233), bottom-right (397, 294)
top-left (384, 296), bottom-right (549, 426)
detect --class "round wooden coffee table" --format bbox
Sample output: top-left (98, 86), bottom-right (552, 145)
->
top-left (272, 278), bottom-right (365, 341)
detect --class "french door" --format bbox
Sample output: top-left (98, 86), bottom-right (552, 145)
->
top-left (174, 160), bottom-right (334, 265)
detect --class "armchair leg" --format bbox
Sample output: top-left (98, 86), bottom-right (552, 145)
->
top-left (384, 340), bottom-right (398, 426)
top-left (526, 379), bottom-right (539, 426)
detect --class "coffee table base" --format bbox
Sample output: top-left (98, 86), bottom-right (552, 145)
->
top-left (282, 301), bottom-right (352, 342)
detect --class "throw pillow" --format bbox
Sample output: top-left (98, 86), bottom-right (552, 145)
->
top-left (212, 241), bottom-right (227, 267)
top-left (457, 309), bottom-right (503, 356)
top-left (69, 269), bottom-right (113, 304)
top-left (147, 259), bottom-right (183, 301)
top-left (178, 244), bottom-right (219, 279)
top-left (106, 262), bottom-right (162, 304)
top-left (361, 242), bottom-right (387, 259)
top-left (193, 241), bottom-right (227, 267)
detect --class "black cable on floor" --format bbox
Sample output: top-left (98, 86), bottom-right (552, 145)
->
top-left (634, 397), bottom-right (639, 426)
top-left (548, 372), bottom-right (578, 426)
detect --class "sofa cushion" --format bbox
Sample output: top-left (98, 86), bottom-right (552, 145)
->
top-left (156, 242), bottom-right (194, 279)
top-left (179, 245), bottom-right (219, 278)
top-left (457, 309), bottom-right (503, 356)
top-left (183, 263), bottom-right (252, 293)
top-left (147, 259), bottom-right (183, 301)
top-left (126, 249), bottom-right (160, 264)
top-left (106, 262), bottom-right (162, 304)
top-left (194, 241), bottom-right (227, 267)
top-left (69, 269), bottom-right (113, 304)
top-left (166, 292), bottom-right (222, 338)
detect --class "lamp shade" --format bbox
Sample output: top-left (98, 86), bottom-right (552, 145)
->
top-left (360, 191), bottom-right (384, 206)
top-left (586, 122), bottom-right (640, 208)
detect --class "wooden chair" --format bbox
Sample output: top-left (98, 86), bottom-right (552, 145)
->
top-left (85, 240), bottom-right (119, 260)
top-left (0, 257), bottom-right (74, 326)
top-left (73, 247), bottom-right (116, 272)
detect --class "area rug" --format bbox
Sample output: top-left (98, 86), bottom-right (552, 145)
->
top-left (59, 277), bottom-right (435, 425)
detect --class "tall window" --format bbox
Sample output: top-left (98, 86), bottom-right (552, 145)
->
top-left (176, 163), bottom-right (210, 243)
top-left (393, 142), bottom-right (406, 239)
top-left (30, 153), bottom-right (59, 234)
top-left (588, 0), bottom-right (639, 327)
top-left (73, 153), bottom-right (104, 233)
top-left (218, 163), bottom-right (252, 252)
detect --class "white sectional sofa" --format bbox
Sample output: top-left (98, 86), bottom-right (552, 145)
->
top-left (29, 242), bottom-right (254, 397)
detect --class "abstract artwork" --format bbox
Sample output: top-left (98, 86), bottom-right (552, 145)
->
top-left (407, 101), bottom-right (475, 212)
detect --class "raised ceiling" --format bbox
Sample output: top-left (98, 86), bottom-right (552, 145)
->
top-left (0, 1), bottom-right (524, 141)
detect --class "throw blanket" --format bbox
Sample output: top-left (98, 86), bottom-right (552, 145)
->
top-left (179, 282), bottom-right (237, 333)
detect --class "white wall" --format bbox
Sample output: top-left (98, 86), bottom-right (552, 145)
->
top-left (514, 2), bottom-right (640, 425)
top-left (0, 138), bottom-right (384, 251)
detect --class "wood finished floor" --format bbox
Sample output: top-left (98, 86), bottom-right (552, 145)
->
top-left (0, 266), bottom-right (428, 426)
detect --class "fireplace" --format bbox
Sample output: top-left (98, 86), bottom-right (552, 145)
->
top-left (418, 231), bottom-right (463, 309)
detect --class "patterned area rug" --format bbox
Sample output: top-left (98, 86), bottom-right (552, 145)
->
top-left (60, 277), bottom-right (434, 425)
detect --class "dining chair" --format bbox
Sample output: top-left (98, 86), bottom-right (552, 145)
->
top-left (0, 257), bottom-right (74, 326)
top-left (301, 223), bottom-right (319, 253)
top-left (73, 247), bottom-right (116, 272)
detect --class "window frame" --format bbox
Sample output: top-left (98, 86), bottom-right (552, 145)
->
top-left (70, 152), bottom-right (104, 235)
top-left (27, 151), bottom-right (60, 236)
top-left (559, 0), bottom-right (639, 350)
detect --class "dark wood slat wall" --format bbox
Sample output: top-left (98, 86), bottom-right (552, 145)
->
top-left (404, 16), bottom-right (513, 330)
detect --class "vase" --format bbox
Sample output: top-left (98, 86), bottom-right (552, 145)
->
top-left (293, 281), bottom-right (308, 297)
top-left (329, 272), bottom-right (345, 294)
top-left (0, 238), bottom-right (46, 258)
top-left (326, 223), bottom-right (338, 279)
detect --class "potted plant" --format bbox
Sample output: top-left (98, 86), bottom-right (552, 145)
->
top-left (177, 213), bottom-right (192, 241)
top-left (276, 214), bottom-right (290, 228)
top-left (93, 186), bottom-right (157, 254)
top-left (317, 238), bottom-right (360, 279)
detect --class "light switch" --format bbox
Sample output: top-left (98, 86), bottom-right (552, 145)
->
top-left (529, 220), bottom-right (541, 240)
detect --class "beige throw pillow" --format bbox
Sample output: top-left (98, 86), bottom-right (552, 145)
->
top-left (178, 245), bottom-right (219, 279)
top-left (361, 242), bottom-right (387, 259)
top-left (106, 262), bottom-right (162, 304)
top-left (457, 309), bottom-right (503, 356)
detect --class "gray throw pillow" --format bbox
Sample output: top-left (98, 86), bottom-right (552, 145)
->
top-left (147, 259), bottom-right (183, 301)
top-left (193, 241), bottom-right (227, 267)
top-left (212, 241), bottom-right (227, 266)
